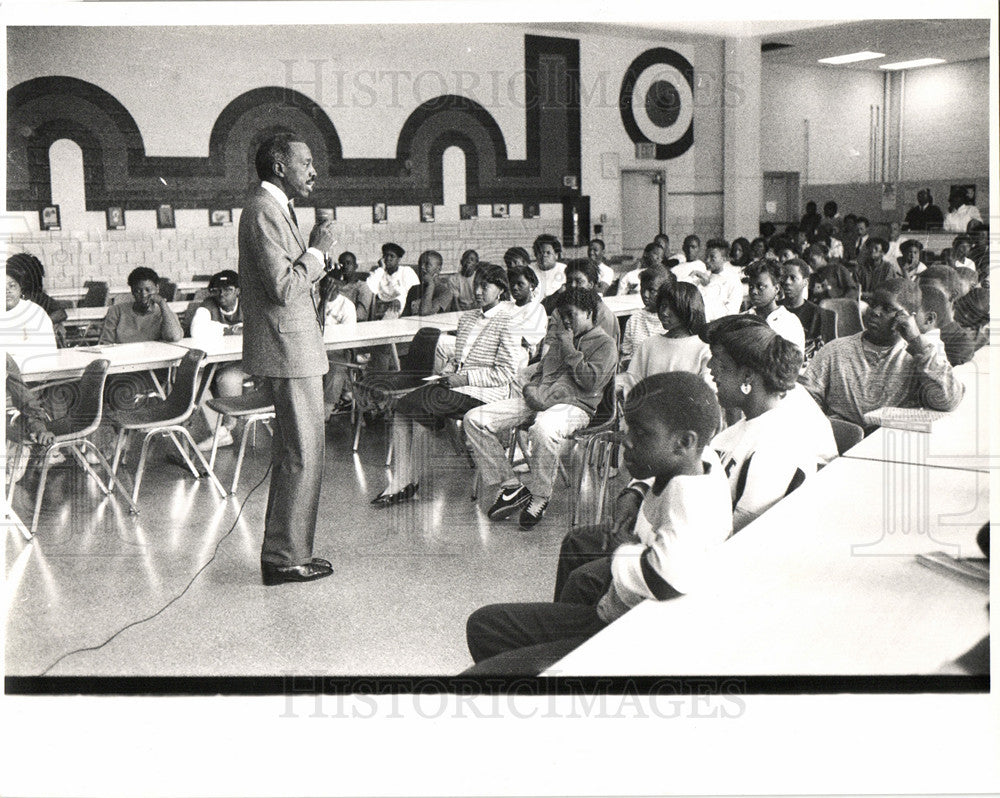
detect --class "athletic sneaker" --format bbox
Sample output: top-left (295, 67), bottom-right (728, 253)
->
top-left (518, 496), bottom-right (549, 529)
top-left (486, 484), bottom-right (531, 520)
top-left (196, 426), bottom-right (234, 452)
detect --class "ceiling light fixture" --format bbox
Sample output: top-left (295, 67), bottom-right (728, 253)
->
top-left (879, 58), bottom-right (946, 70)
top-left (817, 51), bottom-right (885, 65)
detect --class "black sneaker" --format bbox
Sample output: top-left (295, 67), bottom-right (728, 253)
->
top-left (487, 484), bottom-right (531, 520)
top-left (518, 497), bottom-right (549, 529)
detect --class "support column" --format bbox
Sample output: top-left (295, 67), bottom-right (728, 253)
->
top-left (723, 36), bottom-right (762, 242)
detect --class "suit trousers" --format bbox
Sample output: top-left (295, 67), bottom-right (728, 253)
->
top-left (259, 374), bottom-right (325, 567)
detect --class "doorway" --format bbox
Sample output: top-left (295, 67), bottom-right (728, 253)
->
top-left (761, 171), bottom-right (800, 231)
top-left (620, 170), bottom-right (665, 259)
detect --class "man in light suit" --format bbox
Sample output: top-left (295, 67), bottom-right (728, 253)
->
top-left (240, 133), bottom-right (337, 585)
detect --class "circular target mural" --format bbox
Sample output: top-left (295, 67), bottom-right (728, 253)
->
top-left (619, 48), bottom-right (695, 159)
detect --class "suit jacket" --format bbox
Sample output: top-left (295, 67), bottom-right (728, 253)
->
top-left (238, 185), bottom-right (328, 378)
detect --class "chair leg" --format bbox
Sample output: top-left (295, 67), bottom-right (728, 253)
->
top-left (30, 447), bottom-right (57, 535)
top-left (131, 432), bottom-right (158, 503)
top-left (69, 445), bottom-right (110, 495)
top-left (173, 427), bottom-right (228, 499)
top-left (166, 431), bottom-right (201, 479)
top-left (594, 440), bottom-right (614, 524)
top-left (85, 441), bottom-right (140, 515)
top-left (352, 407), bottom-right (363, 452)
top-left (229, 417), bottom-right (255, 494)
top-left (6, 442), bottom-right (26, 507)
top-left (208, 413), bottom-right (224, 471)
top-left (111, 427), bottom-right (128, 475)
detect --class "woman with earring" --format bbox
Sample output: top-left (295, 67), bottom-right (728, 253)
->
top-left (705, 314), bottom-right (835, 532)
top-left (371, 263), bottom-right (521, 506)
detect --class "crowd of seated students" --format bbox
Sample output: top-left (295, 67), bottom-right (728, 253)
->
top-left (4, 198), bottom-right (988, 674)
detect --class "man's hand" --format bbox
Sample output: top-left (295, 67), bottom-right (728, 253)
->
top-left (309, 221), bottom-right (337, 253)
top-left (34, 430), bottom-right (55, 447)
top-left (891, 305), bottom-right (922, 344)
top-left (442, 372), bottom-right (469, 388)
top-left (609, 489), bottom-right (642, 547)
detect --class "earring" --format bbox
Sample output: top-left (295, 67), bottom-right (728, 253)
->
top-left (740, 382), bottom-right (752, 395)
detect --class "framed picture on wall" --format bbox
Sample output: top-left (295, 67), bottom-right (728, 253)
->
top-left (315, 208), bottom-right (336, 223)
top-left (156, 203), bottom-right (175, 229)
top-left (372, 203), bottom-right (387, 224)
top-left (106, 206), bottom-right (125, 230)
top-left (209, 208), bottom-right (233, 227)
top-left (459, 204), bottom-right (478, 220)
top-left (491, 203), bottom-right (509, 218)
top-left (523, 203), bottom-right (540, 219)
top-left (39, 205), bottom-right (61, 231)
top-left (419, 202), bottom-right (435, 223)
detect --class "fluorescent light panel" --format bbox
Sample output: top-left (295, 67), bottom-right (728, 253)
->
top-left (818, 50), bottom-right (885, 65)
top-left (879, 58), bottom-right (946, 70)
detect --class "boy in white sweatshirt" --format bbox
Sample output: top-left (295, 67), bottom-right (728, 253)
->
top-left (464, 371), bottom-right (733, 674)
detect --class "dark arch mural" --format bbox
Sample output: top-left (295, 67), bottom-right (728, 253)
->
top-left (7, 34), bottom-right (581, 211)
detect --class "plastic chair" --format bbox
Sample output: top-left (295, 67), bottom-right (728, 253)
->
top-left (829, 418), bottom-right (864, 455)
top-left (109, 349), bottom-right (227, 502)
top-left (204, 391), bottom-right (275, 494)
top-left (28, 359), bottom-right (139, 535)
top-left (351, 326), bottom-right (442, 465)
top-left (818, 305), bottom-right (838, 343)
top-left (819, 298), bottom-right (865, 338)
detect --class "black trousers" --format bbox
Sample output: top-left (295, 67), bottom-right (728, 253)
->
top-left (463, 525), bottom-right (616, 675)
top-left (395, 382), bottom-right (483, 430)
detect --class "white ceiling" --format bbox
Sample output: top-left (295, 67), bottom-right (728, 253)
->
top-left (543, 18), bottom-right (991, 71)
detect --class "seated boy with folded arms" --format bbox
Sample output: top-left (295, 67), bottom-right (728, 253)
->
top-left (464, 372), bottom-right (732, 675)
top-left (802, 278), bottom-right (964, 427)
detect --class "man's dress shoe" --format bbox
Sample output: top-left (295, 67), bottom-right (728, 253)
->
top-left (262, 560), bottom-right (333, 586)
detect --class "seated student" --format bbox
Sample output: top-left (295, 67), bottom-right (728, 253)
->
top-left (779, 258), bottom-right (822, 357)
top-left (685, 238), bottom-right (743, 320)
top-left (619, 267), bottom-right (671, 362)
top-left (539, 260), bottom-right (620, 347)
top-left (464, 372), bottom-right (732, 675)
top-left (803, 278), bottom-right (964, 427)
top-left (319, 272), bottom-right (359, 418)
top-left (618, 281), bottom-right (711, 396)
top-left (504, 262), bottom-right (547, 367)
top-left (3, 264), bottom-right (58, 369)
top-left (617, 241), bottom-right (665, 295)
top-left (449, 249), bottom-right (480, 311)
top-left (669, 234), bottom-right (704, 280)
top-left (503, 246), bottom-right (532, 271)
top-left (530, 234), bottom-right (567, 298)
top-left (814, 260), bottom-right (860, 304)
top-left (884, 222), bottom-right (904, 264)
top-left (371, 264), bottom-right (520, 506)
top-left (335, 251), bottom-right (375, 321)
top-left (943, 191), bottom-right (982, 233)
top-left (573, 315), bottom-right (834, 586)
top-left (918, 265), bottom-right (964, 303)
top-left (403, 250), bottom-right (455, 316)
top-left (465, 287), bottom-right (618, 529)
top-left (949, 234), bottom-right (977, 270)
top-left (897, 239), bottom-right (926, 279)
top-left (6, 354), bottom-right (56, 489)
top-left (916, 283), bottom-right (976, 367)
top-left (189, 269), bottom-right (248, 450)
top-left (586, 238), bottom-right (615, 294)
top-left (749, 236), bottom-right (768, 262)
top-left (770, 237), bottom-right (797, 264)
top-left (365, 242), bottom-right (419, 320)
top-left (744, 260), bottom-right (806, 355)
top-left (98, 267), bottom-right (183, 345)
top-left (729, 237), bottom-right (751, 269)
top-left (952, 286), bottom-right (990, 353)
top-left (653, 232), bottom-right (673, 264)
top-left (6, 253), bottom-right (67, 327)
top-left (855, 237), bottom-right (901, 297)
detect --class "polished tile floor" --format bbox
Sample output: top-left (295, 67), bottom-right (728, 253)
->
top-left (4, 415), bottom-right (617, 677)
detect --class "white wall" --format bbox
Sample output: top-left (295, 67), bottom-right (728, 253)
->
top-left (761, 58), bottom-right (990, 187)
top-left (761, 63), bottom-right (883, 184)
top-left (900, 58), bottom-right (990, 181)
